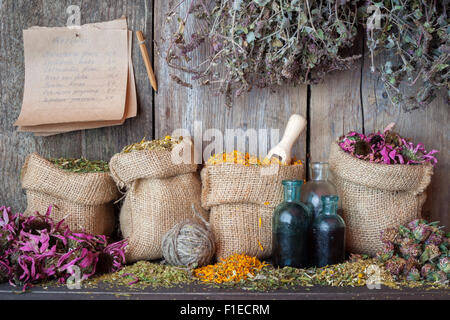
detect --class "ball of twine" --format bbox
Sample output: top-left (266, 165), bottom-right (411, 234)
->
top-left (162, 204), bottom-right (215, 268)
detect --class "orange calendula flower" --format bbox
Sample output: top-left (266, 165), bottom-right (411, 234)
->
top-left (193, 254), bottom-right (267, 284)
top-left (207, 151), bottom-right (303, 167)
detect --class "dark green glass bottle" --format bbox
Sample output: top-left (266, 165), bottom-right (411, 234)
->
top-left (272, 180), bottom-right (311, 268)
top-left (310, 195), bottom-right (346, 267)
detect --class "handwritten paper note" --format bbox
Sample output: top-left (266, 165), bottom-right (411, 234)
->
top-left (15, 18), bottom-right (136, 135)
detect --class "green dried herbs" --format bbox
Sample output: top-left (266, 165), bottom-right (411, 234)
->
top-left (366, 0), bottom-right (449, 111)
top-left (165, 0), bottom-right (361, 105)
top-left (49, 157), bottom-right (109, 173)
top-left (121, 136), bottom-right (183, 153)
top-left (84, 261), bottom-right (193, 290)
top-left (81, 256), bottom-right (449, 291)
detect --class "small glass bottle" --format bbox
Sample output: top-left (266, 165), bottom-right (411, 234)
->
top-left (272, 180), bottom-right (311, 268)
top-left (301, 162), bottom-right (339, 219)
top-left (310, 195), bottom-right (346, 267)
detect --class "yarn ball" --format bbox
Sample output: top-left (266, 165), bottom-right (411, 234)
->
top-left (162, 205), bottom-right (215, 268)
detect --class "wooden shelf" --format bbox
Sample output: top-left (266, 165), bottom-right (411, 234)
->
top-left (0, 282), bottom-right (448, 300)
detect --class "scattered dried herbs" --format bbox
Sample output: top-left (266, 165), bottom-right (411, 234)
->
top-left (49, 157), bottom-right (109, 173)
top-left (0, 206), bottom-right (127, 291)
top-left (365, 0), bottom-right (449, 111)
top-left (82, 254), bottom-right (449, 291)
top-left (207, 150), bottom-right (303, 166)
top-left (377, 219), bottom-right (449, 285)
top-left (84, 261), bottom-right (194, 290)
top-left (165, 0), bottom-right (361, 105)
top-left (193, 254), bottom-right (267, 283)
top-left (338, 125), bottom-right (439, 165)
top-left (121, 136), bottom-right (183, 153)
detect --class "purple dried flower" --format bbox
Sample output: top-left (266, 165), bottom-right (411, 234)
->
top-left (437, 256), bottom-right (449, 274)
top-left (339, 130), bottom-right (438, 165)
top-left (420, 263), bottom-right (436, 278)
top-left (384, 257), bottom-right (406, 276)
top-left (407, 219), bottom-right (427, 230)
top-left (376, 242), bottom-right (395, 261)
top-left (420, 244), bottom-right (441, 264)
top-left (412, 224), bottom-right (432, 242)
top-left (425, 232), bottom-right (444, 246)
top-left (406, 267), bottom-right (421, 281)
top-left (0, 205), bottom-right (128, 291)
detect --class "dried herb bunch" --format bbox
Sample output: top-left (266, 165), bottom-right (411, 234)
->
top-left (365, 0), bottom-right (449, 111)
top-left (49, 157), bottom-right (109, 173)
top-left (166, 0), bottom-right (361, 103)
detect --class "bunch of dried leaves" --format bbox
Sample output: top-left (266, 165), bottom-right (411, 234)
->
top-left (165, 0), bottom-right (361, 105)
top-left (365, 0), bottom-right (449, 111)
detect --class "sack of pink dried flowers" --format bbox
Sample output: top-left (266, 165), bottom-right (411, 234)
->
top-left (329, 128), bottom-right (437, 256)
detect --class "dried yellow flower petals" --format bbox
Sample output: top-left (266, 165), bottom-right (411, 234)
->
top-left (207, 151), bottom-right (303, 167)
top-left (193, 254), bottom-right (267, 284)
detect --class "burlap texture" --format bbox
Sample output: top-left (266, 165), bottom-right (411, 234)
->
top-left (110, 150), bottom-right (205, 262)
top-left (201, 163), bottom-right (304, 259)
top-left (328, 142), bottom-right (433, 256)
top-left (21, 153), bottom-right (119, 235)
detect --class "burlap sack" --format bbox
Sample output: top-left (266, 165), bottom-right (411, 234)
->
top-left (201, 163), bottom-right (304, 259)
top-left (109, 150), bottom-right (206, 262)
top-left (328, 142), bottom-right (433, 256)
top-left (21, 153), bottom-right (119, 235)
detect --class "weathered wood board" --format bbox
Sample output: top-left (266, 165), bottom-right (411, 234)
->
top-left (0, 0), bottom-right (448, 228)
top-left (0, 0), bottom-right (153, 210)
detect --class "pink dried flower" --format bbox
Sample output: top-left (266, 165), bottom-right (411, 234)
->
top-left (0, 205), bottom-right (128, 291)
top-left (339, 129), bottom-right (439, 166)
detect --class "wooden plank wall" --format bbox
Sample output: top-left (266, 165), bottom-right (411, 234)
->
top-left (0, 1), bottom-right (448, 228)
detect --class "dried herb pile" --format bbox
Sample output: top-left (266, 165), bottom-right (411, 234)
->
top-left (82, 254), bottom-right (448, 291)
top-left (207, 150), bottom-right (303, 166)
top-left (85, 261), bottom-right (194, 290)
top-left (121, 136), bottom-right (183, 153)
top-left (166, 0), bottom-right (361, 104)
top-left (0, 206), bottom-right (127, 291)
top-left (366, 0), bottom-right (449, 111)
top-left (377, 219), bottom-right (449, 284)
top-left (49, 157), bottom-right (109, 173)
top-left (338, 125), bottom-right (439, 165)
top-left (193, 254), bottom-right (267, 283)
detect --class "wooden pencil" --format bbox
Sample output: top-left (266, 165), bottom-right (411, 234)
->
top-left (136, 31), bottom-right (158, 92)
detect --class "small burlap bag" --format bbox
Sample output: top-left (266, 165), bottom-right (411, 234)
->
top-left (109, 150), bottom-right (206, 262)
top-left (201, 163), bottom-right (304, 259)
top-left (21, 153), bottom-right (119, 235)
top-left (328, 142), bottom-right (433, 256)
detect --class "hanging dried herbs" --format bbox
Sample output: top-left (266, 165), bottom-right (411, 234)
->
top-left (49, 157), bottom-right (109, 173)
top-left (365, 0), bottom-right (449, 111)
top-left (165, 0), bottom-right (361, 105)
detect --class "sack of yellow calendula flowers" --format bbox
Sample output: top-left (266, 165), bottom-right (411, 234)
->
top-left (201, 151), bottom-right (304, 260)
top-left (109, 137), bottom-right (207, 263)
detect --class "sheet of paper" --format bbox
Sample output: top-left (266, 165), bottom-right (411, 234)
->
top-left (18, 30), bottom-right (137, 134)
top-left (15, 27), bottom-right (129, 126)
